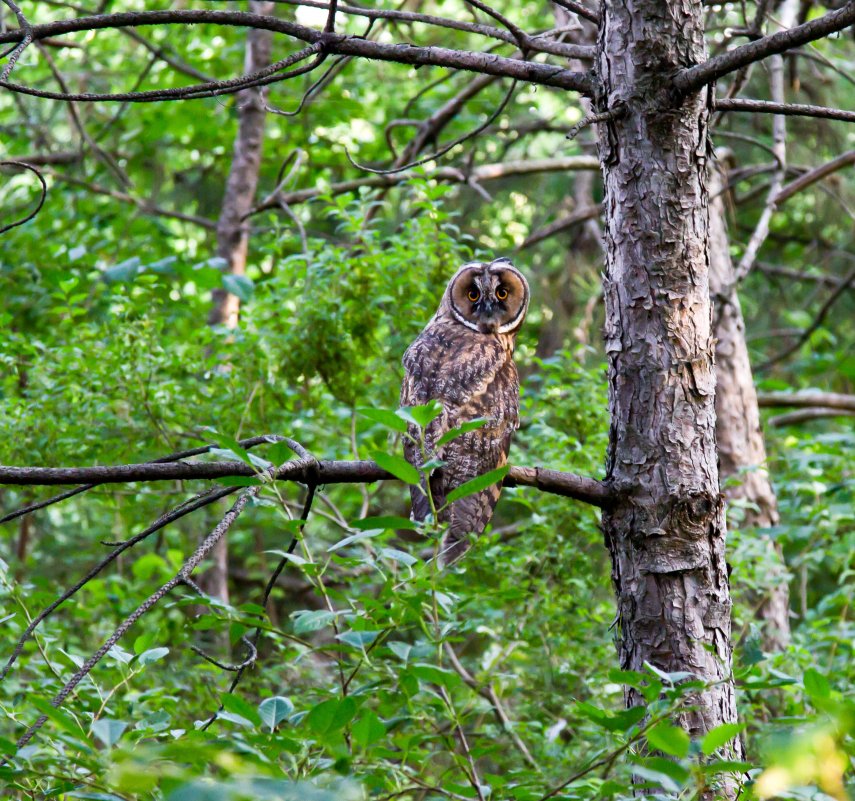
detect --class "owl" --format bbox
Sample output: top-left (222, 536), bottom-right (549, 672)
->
top-left (400, 257), bottom-right (529, 566)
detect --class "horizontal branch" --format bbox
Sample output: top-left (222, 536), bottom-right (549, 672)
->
top-left (268, 0), bottom-right (596, 59)
top-left (768, 408), bottom-right (855, 427)
top-left (519, 204), bottom-right (602, 249)
top-left (757, 391), bottom-right (855, 412)
top-left (714, 98), bottom-right (855, 123)
top-left (0, 10), bottom-right (593, 95)
top-left (0, 459), bottom-right (612, 508)
top-left (254, 155), bottom-right (600, 211)
top-left (675, 2), bottom-right (855, 94)
top-left (774, 149), bottom-right (855, 205)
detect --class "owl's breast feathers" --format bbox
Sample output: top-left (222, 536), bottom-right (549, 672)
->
top-left (400, 320), bottom-right (520, 560)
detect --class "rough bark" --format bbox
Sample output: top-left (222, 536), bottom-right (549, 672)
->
top-left (596, 0), bottom-right (742, 779)
top-left (205, 0), bottom-right (275, 603)
top-left (708, 164), bottom-right (790, 651)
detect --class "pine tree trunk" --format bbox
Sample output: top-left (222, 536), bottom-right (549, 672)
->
top-left (708, 163), bottom-right (790, 650)
top-left (596, 0), bottom-right (742, 777)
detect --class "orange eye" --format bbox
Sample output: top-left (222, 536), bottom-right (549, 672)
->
top-left (467, 289), bottom-right (480, 302)
top-left (496, 286), bottom-right (508, 300)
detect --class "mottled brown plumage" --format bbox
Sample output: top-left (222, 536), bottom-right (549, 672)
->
top-left (400, 257), bottom-right (529, 565)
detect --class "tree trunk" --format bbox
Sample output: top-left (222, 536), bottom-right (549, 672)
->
top-left (202, 0), bottom-right (274, 604)
top-left (708, 163), bottom-right (790, 650)
top-left (596, 0), bottom-right (741, 776)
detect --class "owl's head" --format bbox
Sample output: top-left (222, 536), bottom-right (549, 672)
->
top-left (442, 257), bottom-right (529, 336)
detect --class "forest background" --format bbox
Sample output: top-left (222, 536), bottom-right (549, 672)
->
top-left (0, 0), bottom-right (854, 799)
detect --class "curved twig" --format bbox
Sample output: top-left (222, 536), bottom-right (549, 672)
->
top-left (346, 80), bottom-right (517, 175)
top-left (0, 161), bottom-right (47, 234)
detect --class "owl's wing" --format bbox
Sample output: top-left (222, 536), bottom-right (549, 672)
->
top-left (400, 330), bottom-right (456, 523)
top-left (438, 362), bottom-right (520, 565)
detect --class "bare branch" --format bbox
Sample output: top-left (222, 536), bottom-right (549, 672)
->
top-left (252, 155), bottom-right (599, 213)
top-left (552, 0), bottom-right (600, 25)
top-left (757, 391), bottom-right (855, 412)
top-left (732, 9), bottom-right (793, 284)
top-left (263, 0), bottom-right (595, 58)
top-left (675, 2), bottom-right (855, 94)
top-left (0, 458), bottom-right (612, 508)
top-left (758, 262), bottom-right (855, 288)
top-left (714, 98), bottom-right (855, 123)
top-left (0, 10), bottom-right (594, 95)
top-left (5, 488), bottom-right (259, 757)
top-left (0, 0), bottom-right (32, 81)
top-left (519, 204), bottom-right (602, 249)
top-left (758, 264), bottom-right (855, 371)
top-left (774, 149), bottom-right (855, 205)
top-left (347, 79), bottom-right (518, 175)
top-left (768, 408), bottom-right (855, 427)
top-left (0, 161), bottom-right (46, 234)
top-left (37, 165), bottom-right (216, 229)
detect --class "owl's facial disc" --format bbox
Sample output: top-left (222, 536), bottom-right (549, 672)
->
top-left (448, 258), bottom-right (529, 335)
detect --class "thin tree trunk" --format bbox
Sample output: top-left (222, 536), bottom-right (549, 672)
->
top-left (709, 163), bottom-right (791, 650)
top-left (597, 0), bottom-right (742, 782)
top-left (203, 0), bottom-right (274, 603)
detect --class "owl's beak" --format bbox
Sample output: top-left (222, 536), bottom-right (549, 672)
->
top-left (478, 299), bottom-right (501, 333)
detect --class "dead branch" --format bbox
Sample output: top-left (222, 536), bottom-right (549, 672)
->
top-left (0, 10), bottom-right (594, 95)
top-left (732, 2), bottom-right (796, 284)
top-left (758, 263), bottom-right (855, 288)
top-left (347, 79), bottom-right (518, 176)
top-left (3, 486), bottom-right (260, 759)
top-left (757, 391), bottom-right (855, 412)
top-left (774, 149), bottom-right (855, 205)
top-left (714, 98), bottom-right (855, 123)
top-left (0, 458), bottom-right (612, 508)
top-left (252, 155), bottom-right (599, 214)
top-left (758, 263), bottom-right (855, 371)
top-left (552, 0), bottom-right (600, 25)
top-left (265, 0), bottom-right (595, 59)
top-left (768, 408), bottom-right (855, 427)
top-left (675, 2), bottom-right (855, 94)
top-left (0, 161), bottom-right (47, 234)
top-left (519, 204), bottom-right (603, 249)
top-left (0, 0), bottom-right (32, 81)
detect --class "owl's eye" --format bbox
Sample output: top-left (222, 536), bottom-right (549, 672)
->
top-left (468, 289), bottom-right (480, 302)
top-left (496, 286), bottom-right (509, 300)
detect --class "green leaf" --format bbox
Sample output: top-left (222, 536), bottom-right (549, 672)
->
top-left (357, 407), bottom-right (408, 433)
top-left (103, 257), bottom-right (141, 283)
top-left (328, 529), bottom-right (382, 553)
top-left (803, 668), bottom-right (831, 700)
top-left (371, 451), bottom-right (421, 485)
top-left (410, 663), bottom-right (461, 689)
top-left (292, 609), bottom-right (338, 635)
top-left (222, 273), bottom-right (254, 302)
top-left (352, 711), bottom-right (386, 748)
top-left (30, 697), bottom-right (88, 741)
top-left (91, 718), bottom-right (128, 748)
top-left (396, 401), bottom-right (443, 429)
top-left (258, 696), bottom-right (294, 732)
top-left (701, 723), bottom-right (745, 756)
top-left (436, 418), bottom-right (489, 447)
top-left (305, 697), bottom-right (357, 736)
top-left (137, 647), bottom-right (169, 667)
top-left (446, 466), bottom-right (509, 504)
top-left (646, 723), bottom-right (690, 758)
top-left (351, 515), bottom-right (417, 531)
top-left (380, 548), bottom-right (419, 567)
top-left (221, 693), bottom-right (262, 728)
top-left (337, 630), bottom-right (381, 648)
